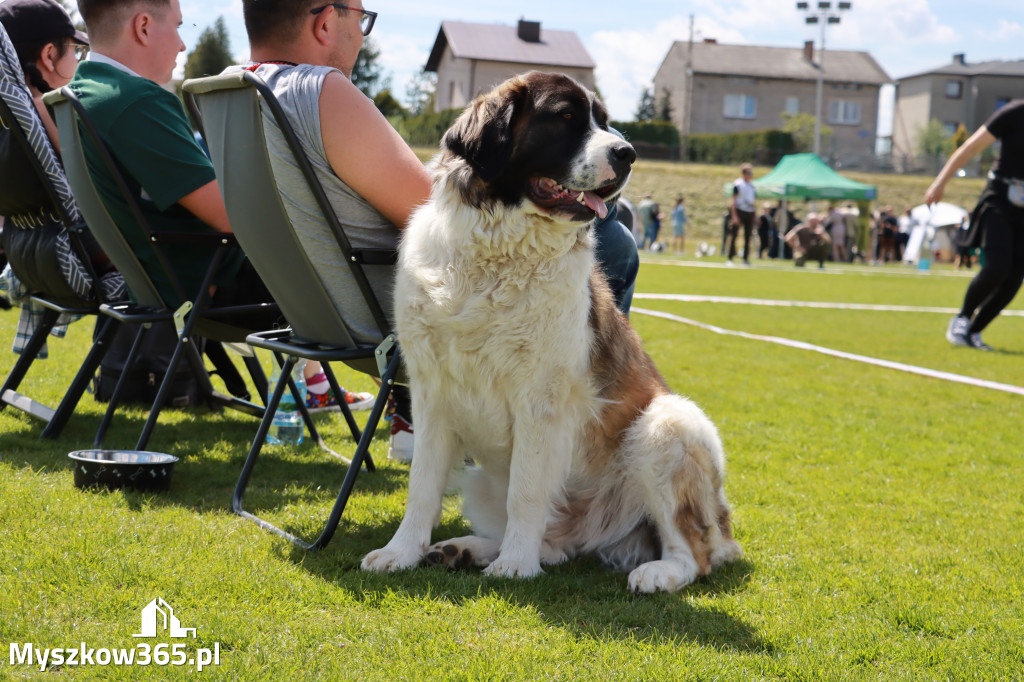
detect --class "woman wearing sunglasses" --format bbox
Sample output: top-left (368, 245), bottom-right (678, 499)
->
top-left (0, 0), bottom-right (89, 150)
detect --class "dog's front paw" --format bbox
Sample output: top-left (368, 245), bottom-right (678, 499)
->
top-left (482, 556), bottom-right (543, 579)
top-left (361, 545), bottom-right (424, 573)
top-left (627, 559), bottom-right (698, 593)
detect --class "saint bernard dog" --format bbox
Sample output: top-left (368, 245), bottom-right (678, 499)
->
top-left (362, 71), bottom-right (741, 592)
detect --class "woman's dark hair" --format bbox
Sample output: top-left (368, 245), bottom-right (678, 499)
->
top-left (12, 39), bottom-right (68, 92)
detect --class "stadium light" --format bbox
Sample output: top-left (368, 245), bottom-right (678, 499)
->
top-left (796, 1), bottom-right (852, 157)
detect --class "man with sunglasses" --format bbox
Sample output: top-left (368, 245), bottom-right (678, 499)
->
top-left (238, 0), bottom-right (432, 460)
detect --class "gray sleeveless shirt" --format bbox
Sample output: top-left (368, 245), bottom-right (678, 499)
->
top-left (251, 62), bottom-right (398, 343)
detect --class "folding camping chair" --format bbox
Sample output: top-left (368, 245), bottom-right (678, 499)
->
top-left (183, 70), bottom-right (401, 551)
top-left (0, 26), bottom-right (124, 439)
top-left (44, 87), bottom-right (274, 451)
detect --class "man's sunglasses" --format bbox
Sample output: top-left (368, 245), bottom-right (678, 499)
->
top-left (310, 3), bottom-right (376, 36)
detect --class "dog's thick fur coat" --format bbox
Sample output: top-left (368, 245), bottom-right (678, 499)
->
top-left (362, 72), bottom-right (741, 592)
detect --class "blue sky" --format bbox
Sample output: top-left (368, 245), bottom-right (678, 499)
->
top-left (175, 0), bottom-right (1022, 126)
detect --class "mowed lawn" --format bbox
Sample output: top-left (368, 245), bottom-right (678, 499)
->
top-left (0, 258), bottom-right (1022, 680)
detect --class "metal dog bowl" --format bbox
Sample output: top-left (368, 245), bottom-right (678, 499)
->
top-left (68, 450), bottom-right (179, 492)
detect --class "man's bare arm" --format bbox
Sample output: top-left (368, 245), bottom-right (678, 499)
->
top-left (318, 72), bottom-right (432, 229)
top-left (178, 179), bottom-right (232, 233)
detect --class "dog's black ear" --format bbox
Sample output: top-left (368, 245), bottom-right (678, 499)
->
top-left (443, 81), bottom-right (526, 183)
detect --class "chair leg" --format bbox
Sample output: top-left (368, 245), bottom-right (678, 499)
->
top-left (0, 308), bottom-right (61, 414)
top-left (134, 331), bottom-right (192, 451)
top-left (91, 322), bottom-right (148, 448)
top-left (205, 340), bottom-right (250, 400)
top-left (42, 315), bottom-right (121, 440)
top-left (322, 362), bottom-right (363, 441)
top-left (243, 354), bottom-right (268, 405)
top-left (232, 353), bottom-right (398, 551)
top-left (308, 353), bottom-right (398, 551)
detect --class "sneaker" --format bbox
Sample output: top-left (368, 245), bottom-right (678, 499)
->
top-left (388, 413), bottom-right (414, 463)
top-left (967, 332), bottom-right (993, 351)
top-left (946, 315), bottom-right (970, 347)
top-left (305, 387), bottom-right (375, 413)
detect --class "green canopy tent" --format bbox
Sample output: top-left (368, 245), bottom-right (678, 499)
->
top-left (752, 153), bottom-right (877, 200)
top-left (722, 153), bottom-right (877, 259)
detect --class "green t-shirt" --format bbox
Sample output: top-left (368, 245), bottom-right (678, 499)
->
top-left (69, 61), bottom-right (244, 307)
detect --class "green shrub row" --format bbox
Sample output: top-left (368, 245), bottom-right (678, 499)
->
top-left (390, 109), bottom-right (462, 148)
top-left (685, 129), bottom-right (795, 165)
top-left (610, 120), bottom-right (680, 146)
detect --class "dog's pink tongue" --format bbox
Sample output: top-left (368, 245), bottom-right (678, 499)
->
top-left (583, 191), bottom-right (608, 219)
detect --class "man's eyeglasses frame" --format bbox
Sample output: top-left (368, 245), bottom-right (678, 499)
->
top-left (309, 3), bottom-right (376, 36)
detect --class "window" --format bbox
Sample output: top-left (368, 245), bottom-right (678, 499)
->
top-left (943, 122), bottom-right (959, 136)
top-left (785, 97), bottom-right (799, 115)
top-left (945, 80), bottom-right (963, 99)
top-left (724, 94), bottom-right (756, 119)
top-left (828, 100), bottom-right (861, 125)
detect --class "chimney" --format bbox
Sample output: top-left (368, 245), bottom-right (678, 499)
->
top-left (953, 53), bottom-right (966, 65)
top-left (702, 38), bottom-right (717, 44)
top-left (804, 40), bottom-right (814, 62)
top-left (517, 19), bottom-right (541, 43)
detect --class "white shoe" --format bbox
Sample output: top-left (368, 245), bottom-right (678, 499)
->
top-left (388, 414), bottom-right (414, 463)
top-left (946, 315), bottom-right (970, 347)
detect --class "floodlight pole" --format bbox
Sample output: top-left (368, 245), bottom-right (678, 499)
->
top-left (796, 1), bottom-right (852, 159)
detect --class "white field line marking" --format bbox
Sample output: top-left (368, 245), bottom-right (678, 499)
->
top-left (634, 293), bottom-right (1024, 317)
top-left (640, 257), bottom-right (975, 279)
top-left (632, 307), bottom-right (1024, 397)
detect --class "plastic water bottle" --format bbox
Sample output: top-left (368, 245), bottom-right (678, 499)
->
top-left (268, 357), bottom-right (306, 445)
top-left (918, 229), bottom-right (933, 271)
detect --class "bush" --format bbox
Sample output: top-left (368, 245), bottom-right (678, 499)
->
top-left (686, 129), bottom-right (795, 165)
top-left (391, 108), bottom-right (462, 148)
top-left (611, 121), bottom-right (681, 161)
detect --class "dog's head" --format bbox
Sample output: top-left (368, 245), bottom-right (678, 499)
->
top-left (440, 71), bottom-right (636, 222)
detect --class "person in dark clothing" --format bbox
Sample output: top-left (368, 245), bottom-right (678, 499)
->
top-left (927, 99), bottom-right (1024, 351)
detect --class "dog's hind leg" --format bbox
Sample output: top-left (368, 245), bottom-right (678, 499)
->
top-left (622, 395), bottom-right (741, 593)
top-left (362, 403), bottom-right (461, 573)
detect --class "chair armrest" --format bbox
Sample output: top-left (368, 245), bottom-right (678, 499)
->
top-left (350, 248), bottom-right (398, 266)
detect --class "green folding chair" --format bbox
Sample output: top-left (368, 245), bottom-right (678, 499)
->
top-left (183, 70), bottom-right (401, 551)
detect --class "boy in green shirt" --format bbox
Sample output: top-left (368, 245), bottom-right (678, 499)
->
top-left (71, 0), bottom-right (275, 326)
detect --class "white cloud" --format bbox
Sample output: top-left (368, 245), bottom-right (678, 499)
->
top-left (981, 19), bottom-right (1024, 41)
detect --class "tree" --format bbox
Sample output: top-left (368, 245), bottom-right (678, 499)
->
top-left (917, 118), bottom-right (953, 171)
top-left (373, 89), bottom-right (407, 119)
top-left (351, 37), bottom-right (389, 98)
top-left (952, 122), bottom-right (970, 150)
top-left (654, 87), bottom-right (674, 123)
top-left (404, 71), bottom-right (436, 116)
top-left (184, 17), bottom-right (233, 79)
top-left (781, 111), bottom-right (832, 153)
top-left (634, 87), bottom-right (655, 122)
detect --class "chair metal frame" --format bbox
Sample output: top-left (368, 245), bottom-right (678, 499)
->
top-left (184, 70), bottom-right (402, 551)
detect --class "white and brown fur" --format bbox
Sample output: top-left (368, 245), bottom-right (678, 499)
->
top-left (362, 72), bottom-right (741, 592)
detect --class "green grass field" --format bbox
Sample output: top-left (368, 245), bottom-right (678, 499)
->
top-left (1, 257), bottom-right (1022, 680)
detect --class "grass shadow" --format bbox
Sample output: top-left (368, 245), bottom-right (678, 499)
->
top-left (289, 518), bottom-right (768, 653)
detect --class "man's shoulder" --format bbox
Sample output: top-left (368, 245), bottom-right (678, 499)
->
top-left (72, 64), bottom-right (177, 119)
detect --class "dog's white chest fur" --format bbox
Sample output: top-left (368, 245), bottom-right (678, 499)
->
top-left (395, 197), bottom-right (597, 461)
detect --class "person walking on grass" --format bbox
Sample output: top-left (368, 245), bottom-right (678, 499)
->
top-left (670, 195), bottom-right (687, 254)
top-left (926, 99), bottom-right (1024, 351)
top-left (728, 162), bottom-right (756, 266)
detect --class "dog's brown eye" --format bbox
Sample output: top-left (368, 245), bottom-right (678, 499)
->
top-left (561, 112), bottom-right (573, 120)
